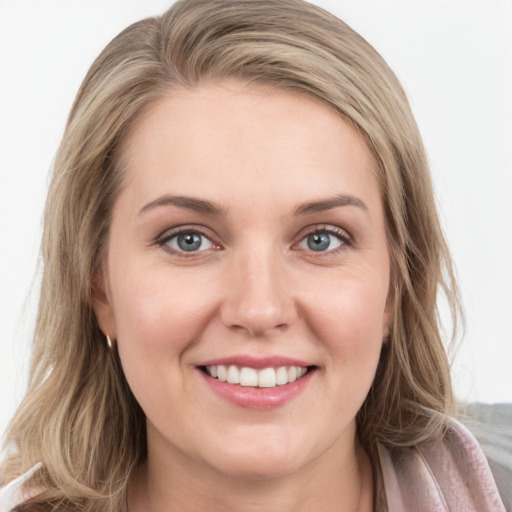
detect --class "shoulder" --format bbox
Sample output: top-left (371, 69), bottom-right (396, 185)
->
top-left (377, 412), bottom-right (509, 511)
top-left (0, 463), bottom-right (43, 512)
top-left (462, 403), bottom-right (512, 511)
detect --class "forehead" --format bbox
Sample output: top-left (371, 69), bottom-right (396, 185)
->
top-left (118, 81), bottom-right (382, 215)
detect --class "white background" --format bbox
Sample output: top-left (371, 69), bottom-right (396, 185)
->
top-left (1, 0), bottom-right (511, 437)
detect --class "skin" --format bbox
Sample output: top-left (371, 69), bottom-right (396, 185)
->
top-left (94, 81), bottom-right (392, 511)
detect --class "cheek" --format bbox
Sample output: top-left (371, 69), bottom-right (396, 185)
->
top-left (112, 264), bottom-right (209, 340)
top-left (108, 266), bottom-right (222, 425)
top-left (109, 266), bottom-right (216, 387)
top-left (305, 272), bottom-right (389, 367)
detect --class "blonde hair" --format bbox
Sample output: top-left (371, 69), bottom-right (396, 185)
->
top-left (1, 0), bottom-right (460, 509)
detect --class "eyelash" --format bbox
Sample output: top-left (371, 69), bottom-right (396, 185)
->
top-left (155, 224), bottom-right (352, 257)
top-left (294, 225), bottom-right (351, 256)
top-left (156, 225), bottom-right (220, 257)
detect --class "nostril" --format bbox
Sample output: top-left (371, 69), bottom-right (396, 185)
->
top-left (220, 273), bottom-right (297, 337)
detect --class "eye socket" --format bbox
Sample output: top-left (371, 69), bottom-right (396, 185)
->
top-left (297, 228), bottom-right (348, 253)
top-left (158, 225), bottom-right (348, 255)
top-left (161, 230), bottom-right (216, 253)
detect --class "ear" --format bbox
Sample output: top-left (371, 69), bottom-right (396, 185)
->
top-left (92, 270), bottom-right (117, 340)
top-left (382, 304), bottom-right (393, 341)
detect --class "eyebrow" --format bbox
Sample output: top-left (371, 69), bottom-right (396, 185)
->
top-left (293, 194), bottom-right (368, 216)
top-left (138, 193), bottom-right (367, 217)
top-left (139, 195), bottom-right (226, 216)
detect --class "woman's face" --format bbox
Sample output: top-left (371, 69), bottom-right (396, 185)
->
top-left (95, 81), bottom-right (392, 480)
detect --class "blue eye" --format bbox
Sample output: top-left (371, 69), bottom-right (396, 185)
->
top-left (307, 233), bottom-right (331, 251)
top-left (163, 231), bottom-right (215, 253)
top-left (176, 233), bottom-right (202, 251)
top-left (298, 230), bottom-right (345, 252)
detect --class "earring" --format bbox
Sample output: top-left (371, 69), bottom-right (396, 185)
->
top-left (106, 335), bottom-right (113, 349)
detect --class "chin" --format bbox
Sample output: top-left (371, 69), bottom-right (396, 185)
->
top-left (203, 436), bottom-right (309, 481)
top-left (213, 455), bottom-right (303, 481)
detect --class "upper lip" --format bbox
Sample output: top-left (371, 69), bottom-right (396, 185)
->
top-left (197, 355), bottom-right (314, 369)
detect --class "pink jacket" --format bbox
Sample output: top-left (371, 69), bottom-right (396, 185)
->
top-left (375, 419), bottom-right (506, 511)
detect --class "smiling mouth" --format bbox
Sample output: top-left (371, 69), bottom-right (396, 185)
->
top-left (201, 365), bottom-right (315, 388)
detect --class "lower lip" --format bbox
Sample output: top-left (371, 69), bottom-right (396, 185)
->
top-left (199, 369), bottom-right (314, 409)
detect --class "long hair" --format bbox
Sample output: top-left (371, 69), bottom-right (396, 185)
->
top-left (0, 1), bottom-right (460, 510)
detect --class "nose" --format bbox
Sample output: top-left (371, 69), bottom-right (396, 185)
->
top-left (220, 248), bottom-right (297, 337)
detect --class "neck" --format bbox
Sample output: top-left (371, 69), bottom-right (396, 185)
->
top-left (128, 431), bottom-right (374, 512)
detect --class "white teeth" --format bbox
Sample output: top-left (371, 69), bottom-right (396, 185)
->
top-left (240, 367), bottom-right (258, 387)
top-left (227, 365), bottom-right (240, 384)
top-left (217, 365), bottom-right (227, 382)
top-left (276, 366), bottom-right (288, 385)
top-left (258, 368), bottom-right (276, 388)
top-left (205, 364), bottom-right (310, 387)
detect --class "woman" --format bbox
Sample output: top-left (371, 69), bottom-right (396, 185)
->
top-left (0, 0), bottom-right (508, 510)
